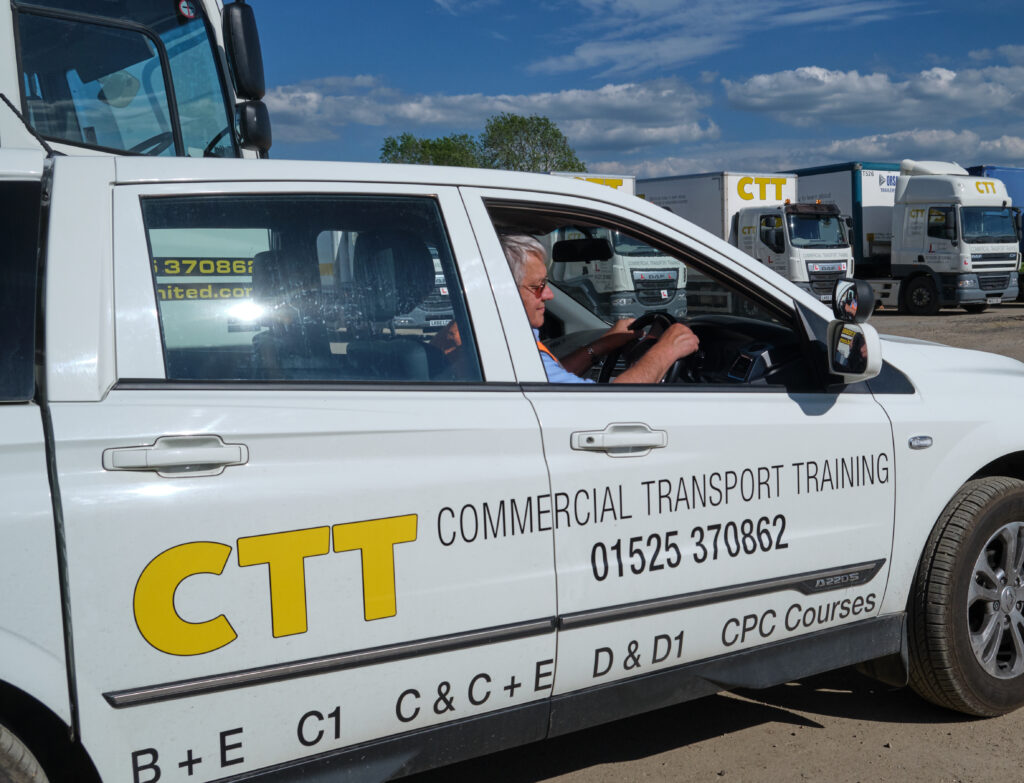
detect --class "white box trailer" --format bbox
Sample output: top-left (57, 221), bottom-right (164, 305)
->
top-left (638, 172), bottom-right (852, 306)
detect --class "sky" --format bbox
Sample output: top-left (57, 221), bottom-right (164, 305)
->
top-left (250, 0), bottom-right (1024, 177)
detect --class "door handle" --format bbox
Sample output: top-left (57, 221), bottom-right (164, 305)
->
top-left (103, 435), bottom-right (249, 477)
top-left (570, 423), bottom-right (667, 457)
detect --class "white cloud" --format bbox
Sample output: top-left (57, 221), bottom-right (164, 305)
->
top-left (264, 76), bottom-right (718, 155)
top-left (530, 0), bottom-right (910, 76)
top-left (723, 64), bottom-right (1024, 128)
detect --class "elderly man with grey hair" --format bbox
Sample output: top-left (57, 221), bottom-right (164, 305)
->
top-left (500, 233), bottom-right (699, 384)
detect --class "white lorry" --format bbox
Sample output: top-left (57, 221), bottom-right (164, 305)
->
top-left (637, 172), bottom-right (853, 306)
top-left (795, 160), bottom-right (1021, 314)
top-left (548, 172), bottom-right (688, 321)
top-left (0, 0), bottom-right (271, 158)
top-left (8, 149), bottom-right (1024, 782)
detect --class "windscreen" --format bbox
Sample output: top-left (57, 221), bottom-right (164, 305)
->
top-left (960, 206), bottom-right (1018, 244)
top-left (15, 0), bottom-right (236, 157)
top-left (786, 213), bottom-right (848, 249)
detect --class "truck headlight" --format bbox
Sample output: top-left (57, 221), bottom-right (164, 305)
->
top-left (611, 297), bottom-right (631, 307)
top-left (957, 279), bottom-right (977, 288)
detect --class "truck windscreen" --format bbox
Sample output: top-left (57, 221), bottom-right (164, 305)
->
top-left (786, 214), bottom-right (847, 249)
top-left (14, 0), bottom-right (236, 157)
top-left (959, 207), bottom-right (1018, 245)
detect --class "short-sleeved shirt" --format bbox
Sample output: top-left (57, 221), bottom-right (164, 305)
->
top-left (534, 329), bottom-right (595, 384)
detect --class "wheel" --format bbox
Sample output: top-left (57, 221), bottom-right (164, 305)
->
top-left (963, 303), bottom-right (988, 314)
top-left (901, 276), bottom-right (940, 315)
top-left (909, 477), bottom-right (1024, 716)
top-left (0, 724), bottom-right (47, 783)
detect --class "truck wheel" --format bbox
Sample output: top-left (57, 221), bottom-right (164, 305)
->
top-left (0, 724), bottom-right (48, 783)
top-left (909, 477), bottom-right (1024, 716)
top-left (963, 303), bottom-right (989, 314)
top-left (901, 276), bottom-right (940, 315)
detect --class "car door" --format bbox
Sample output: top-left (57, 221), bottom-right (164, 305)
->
top-left (462, 187), bottom-right (896, 708)
top-left (48, 174), bottom-right (557, 782)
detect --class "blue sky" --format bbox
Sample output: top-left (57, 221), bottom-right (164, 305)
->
top-left (251, 0), bottom-right (1024, 176)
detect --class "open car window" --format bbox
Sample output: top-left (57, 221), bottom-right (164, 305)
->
top-left (485, 199), bottom-right (822, 390)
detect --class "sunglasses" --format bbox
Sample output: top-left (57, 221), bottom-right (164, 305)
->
top-left (520, 278), bottom-right (550, 298)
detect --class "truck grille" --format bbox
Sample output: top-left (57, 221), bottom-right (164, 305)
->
top-left (979, 272), bottom-right (1011, 291)
top-left (632, 269), bottom-right (680, 306)
top-left (419, 290), bottom-right (452, 312)
top-left (809, 271), bottom-right (847, 296)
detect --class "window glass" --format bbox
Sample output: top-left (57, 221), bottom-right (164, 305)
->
top-left (142, 195), bottom-right (482, 383)
top-left (759, 215), bottom-right (785, 253)
top-left (960, 206), bottom-right (1018, 244)
top-left (0, 182), bottom-right (41, 402)
top-left (488, 201), bottom-right (810, 388)
top-left (927, 207), bottom-right (955, 240)
top-left (16, 4), bottom-right (235, 157)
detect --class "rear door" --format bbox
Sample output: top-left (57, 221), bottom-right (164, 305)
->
top-left (49, 174), bottom-right (556, 781)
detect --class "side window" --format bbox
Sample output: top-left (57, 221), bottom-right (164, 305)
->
top-left (487, 201), bottom-right (807, 387)
top-left (142, 194), bottom-right (482, 383)
top-left (927, 206), bottom-right (955, 240)
top-left (759, 215), bottom-right (785, 253)
top-left (0, 181), bottom-right (42, 401)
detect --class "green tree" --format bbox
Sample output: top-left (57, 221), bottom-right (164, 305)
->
top-left (379, 132), bottom-right (481, 167)
top-left (480, 113), bottom-right (585, 173)
top-left (379, 114), bottom-right (585, 173)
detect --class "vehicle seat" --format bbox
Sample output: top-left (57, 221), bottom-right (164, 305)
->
top-left (251, 249), bottom-right (337, 379)
top-left (345, 230), bottom-right (439, 380)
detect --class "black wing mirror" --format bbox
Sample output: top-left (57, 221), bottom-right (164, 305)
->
top-left (832, 279), bottom-right (874, 323)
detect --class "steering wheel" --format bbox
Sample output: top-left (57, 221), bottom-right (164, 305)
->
top-left (129, 131), bottom-right (174, 156)
top-left (203, 126), bottom-right (231, 157)
top-left (596, 311), bottom-right (704, 384)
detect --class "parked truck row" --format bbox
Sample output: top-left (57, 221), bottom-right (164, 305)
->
top-left (633, 161), bottom-right (1022, 316)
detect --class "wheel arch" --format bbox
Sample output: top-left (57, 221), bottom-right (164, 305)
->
top-left (969, 450), bottom-right (1024, 484)
top-left (0, 680), bottom-right (100, 783)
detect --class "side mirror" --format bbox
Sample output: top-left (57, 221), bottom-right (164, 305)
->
top-left (828, 321), bottom-right (883, 382)
top-left (236, 100), bottom-right (272, 153)
top-left (832, 278), bottom-right (875, 323)
top-left (1014, 208), bottom-right (1022, 242)
top-left (224, 1), bottom-right (266, 100)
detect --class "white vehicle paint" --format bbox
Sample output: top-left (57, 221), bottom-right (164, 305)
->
top-left (638, 172), bottom-right (853, 306)
top-left (3, 152), bottom-right (1024, 782)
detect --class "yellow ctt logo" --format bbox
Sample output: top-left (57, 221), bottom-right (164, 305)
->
top-left (133, 515), bottom-right (417, 656)
top-left (737, 176), bottom-right (787, 201)
top-left (975, 180), bottom-right (997, 195)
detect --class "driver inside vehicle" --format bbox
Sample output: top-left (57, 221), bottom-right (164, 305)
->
top-left (500, 234), bottom-right (699, 383)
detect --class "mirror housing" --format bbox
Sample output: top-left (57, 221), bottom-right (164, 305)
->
top-left (551, 238), bottom-right (613, 263)
top-left (832, 279), bottom-right (875, 323)
top-left (827, 321), bottom-right (883, 382)
top-left (224, 1), bottom-right (266, 100)
top-left (235, 100), bottom-right (272, 154)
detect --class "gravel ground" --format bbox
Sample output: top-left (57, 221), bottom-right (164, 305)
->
top-left (409, 301), bottom-right (1024, 783)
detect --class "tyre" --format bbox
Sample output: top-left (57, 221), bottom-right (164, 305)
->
top-left (909, 477), bottom-right (1024, 716)
top-left (0, 724), bottom-right (47, 783)
top-left (901, 275), bottom-right (940, 315)
top-left (963, 303), bottom-right (988, 314)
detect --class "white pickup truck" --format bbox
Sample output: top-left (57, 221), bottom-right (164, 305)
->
top-left (5, 150), bottom-right (1024, 783)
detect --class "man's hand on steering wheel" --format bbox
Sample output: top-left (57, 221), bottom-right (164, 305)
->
top-left (596, 312), bottom-right (700, 384)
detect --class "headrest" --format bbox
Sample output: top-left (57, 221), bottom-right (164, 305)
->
top-left (252, 250), bottom-right (321, 306)
top-left (352, 230), bottom-right (436, 318)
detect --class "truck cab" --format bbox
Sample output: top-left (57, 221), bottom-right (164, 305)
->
top-left (734, 201), bottom-right (852, 303)
top-left (0, 0), bottom-right (270, 157)
top-left (892, 160), bottom-right (1020, 313)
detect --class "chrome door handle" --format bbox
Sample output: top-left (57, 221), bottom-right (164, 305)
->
top-left (570, 423), bottom-right (667, 457)
top-left (103, 435), bottom-right (249, 477)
